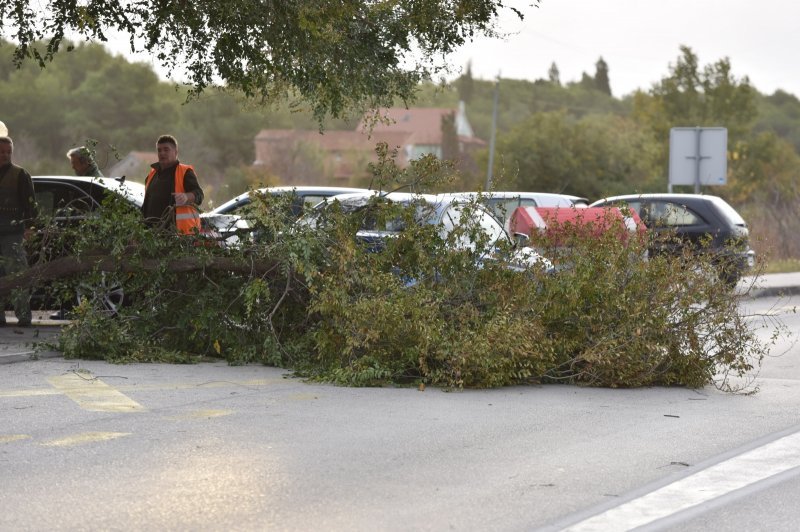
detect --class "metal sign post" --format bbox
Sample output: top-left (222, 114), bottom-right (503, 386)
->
top-left (668, 127), bottom-right (727, 193)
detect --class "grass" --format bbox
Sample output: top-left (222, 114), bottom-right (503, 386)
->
top-left (764, 258), bottom-right (800, 274)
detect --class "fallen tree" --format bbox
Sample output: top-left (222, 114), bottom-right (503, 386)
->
top-left (3, 152), bottom-right (775, 390)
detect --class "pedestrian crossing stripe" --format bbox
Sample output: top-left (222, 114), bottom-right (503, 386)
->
top-left (47, 372), bottom-right (146, 413)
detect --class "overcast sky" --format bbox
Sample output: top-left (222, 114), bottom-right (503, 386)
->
top-left (446, 0), bottom-right (800, 97)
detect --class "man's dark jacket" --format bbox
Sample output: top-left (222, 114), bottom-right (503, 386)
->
top-left (0, 163), bottom-right (36, 235)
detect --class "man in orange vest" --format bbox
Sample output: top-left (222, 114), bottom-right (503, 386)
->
top-left (142, 135), bottom-right (203, 234)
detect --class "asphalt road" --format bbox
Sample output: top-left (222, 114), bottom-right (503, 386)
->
top-left (1, 291), bottom-right (799, 531)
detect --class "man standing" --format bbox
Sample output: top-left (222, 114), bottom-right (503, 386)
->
top-left (141, 135), bottom-right (203, 233)
top-left (66, 146), bottom-right (103, 177)
top-left (0, 137), bottom-right (35, 326)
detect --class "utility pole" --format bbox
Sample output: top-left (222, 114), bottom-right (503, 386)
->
top-left (485, 74), bottom-right (500, 190)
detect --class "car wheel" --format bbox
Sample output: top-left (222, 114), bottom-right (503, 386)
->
top-left (76, 274), bottom-right (125, 317)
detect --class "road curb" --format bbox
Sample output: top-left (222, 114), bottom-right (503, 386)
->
top-left (745, 285), bottom-right (800, 300)
top-left (0, 320), bottom-right (64, 365)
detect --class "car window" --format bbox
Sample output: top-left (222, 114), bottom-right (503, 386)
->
top-left (34, 181), bottom-right (100, 217)
top-left (648, 201), bottom-right (704, 227)
top-left (441, 204), bottom-right (505, 251)
top-left (487, 198), bottom-right (538, 221)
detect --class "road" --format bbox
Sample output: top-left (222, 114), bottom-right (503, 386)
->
top-left (0, 294), bottom-right (798, 531)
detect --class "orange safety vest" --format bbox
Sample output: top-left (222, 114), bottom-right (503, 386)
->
top-left (145, 163), bottom-right (201, 235)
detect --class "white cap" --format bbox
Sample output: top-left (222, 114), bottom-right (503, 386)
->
top-left (0, 121), bottom-right (7, 137)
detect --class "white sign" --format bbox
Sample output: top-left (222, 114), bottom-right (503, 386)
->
top-left (669, 127), bottom-right (727, 188)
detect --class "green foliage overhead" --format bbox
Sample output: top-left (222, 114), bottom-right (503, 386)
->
top-left (1, 0), bottom-right (537, 123)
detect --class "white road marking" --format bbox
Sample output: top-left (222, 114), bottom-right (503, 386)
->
top-left (564, 430), bottom-right (800, 531)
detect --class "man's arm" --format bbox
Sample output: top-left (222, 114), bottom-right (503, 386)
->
top-left (19, 169), bottom-right (37, 228)
top-left (183, 168), bottom-right (204, 206)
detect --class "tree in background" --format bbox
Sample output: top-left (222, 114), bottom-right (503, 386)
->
top-left (2, 0), bottom-right (539, 124)
top-left (440, 111), bottom-right (460, 163)
top-left (634, 46), bottom-right (757, 143)
top-left (486, 111), bottom-right (661, 199)
top-left (456, 61), bottom-right (474, 104)
top-left (548, 62), bottom-right (561, 86)
top-left (594, 57), bottom-right (611, 96)
top-left (754, 90), bottom-right (800, 154)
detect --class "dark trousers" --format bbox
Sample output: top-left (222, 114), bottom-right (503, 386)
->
top-left (0, 233), bottom-right (31, 322)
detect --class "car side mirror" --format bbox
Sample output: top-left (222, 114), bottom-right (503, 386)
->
top-left (513, 232), bottom-right (529, 248)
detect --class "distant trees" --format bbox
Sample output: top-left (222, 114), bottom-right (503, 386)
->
top-left (489, 111), bottom-right (661, 198)
top-left (634, 46), bottom-right (757, 142)
top-left (594, 57), bottom-right (611, 96)
top-left (548, 62), bottom-right (561, 86)
top-left (456, 61), bottom-right (475, 103)
top-left (440, 111), bottom-right (460, 162)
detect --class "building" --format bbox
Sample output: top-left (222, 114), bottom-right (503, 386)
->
top-left (253, 103), bottom-right (483, 185)
top-left (106, 151), bottom-right (153, 180)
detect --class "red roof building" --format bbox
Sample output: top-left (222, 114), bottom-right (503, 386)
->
top-left (253, 102), bottom-right (483, 185)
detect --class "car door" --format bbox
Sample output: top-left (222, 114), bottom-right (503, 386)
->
top-left (34, 179), bottom-right (104, 224)
top-left (643, 200), bottom-right (711, 255)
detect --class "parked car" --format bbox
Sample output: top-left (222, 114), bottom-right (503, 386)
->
top-left (29, 176), bottom-right (145, 314)
top-left (29, 175), bottom-right (241, 314)
top-left (302, 191), bottom-right (553, 274)
top-left (207, 186), bottom-right (370, 242)
top-left (439, 191), bottom-right (589, 232)
top-left (211, 186), bottom-right (370, 218)
top-left (590, 193), bottom-right (756, 284)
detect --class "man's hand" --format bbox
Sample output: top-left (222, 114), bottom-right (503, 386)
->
top-left (173, 192), bottom-right (194, 206)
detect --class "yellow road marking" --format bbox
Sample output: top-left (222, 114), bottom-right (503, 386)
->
top-left (288, 393), bottom-right (319, 401)
top-left (0, 388), bottom-right (60, 398)
top-left (0, 434), bottom-right (31, 444)
top-left (47, 373), bottom-right (146, 413)
top-left (41, 431), bottom-right (130, 447)
top-left (167, 409), bottom-right (234, 420)
top-left (0, 377), bottom-right (282, 400)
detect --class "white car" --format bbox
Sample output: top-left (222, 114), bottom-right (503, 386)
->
top-left (439, 191), bottom-right (589, 233)
top-left (302, 191), bottom-right (554, 274)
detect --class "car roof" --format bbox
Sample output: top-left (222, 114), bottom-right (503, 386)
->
top-left (323, 190), bottom-right (441, 206)
top-left (441, 191), bottom-right (589, 204)
top-left (590, 193), bottom-right (725, 205)
top-left (212, 185), bottom-right (370, 213)
top-left (33, 175), bottom-right (146, 207)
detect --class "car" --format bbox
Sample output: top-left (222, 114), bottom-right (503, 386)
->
top-left (439, 191), bottom-right (589, 232)
top-left (301, 191), bottom-right (553, 275)
top-left (589, 193), bottom-right (756, 284)
top-left (29, 175), bottom-right (146, 315)
top-left (207, 186), bottom-right (370, 242)
top-left (33, 174), bottom-right (145, 217)
top-left (29, 175), bottom-right (242, 315)
top-left (211, 185), bottom-right (370, 218)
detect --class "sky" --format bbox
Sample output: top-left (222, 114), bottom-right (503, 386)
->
top-left (445, 0), bottom-right (800, 97)
top-left (103, 0), bottom-right (800, 99)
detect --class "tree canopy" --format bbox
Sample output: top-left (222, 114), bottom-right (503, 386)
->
top-left (1, 0), bottom-right (537, 122)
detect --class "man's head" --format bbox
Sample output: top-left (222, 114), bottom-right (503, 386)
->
top-left (66, 146), bottom-right (94, 176)
top-left (0, 137), bottom-right (13, 167)
top-left (156, 135), bottom-right (179, 169)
